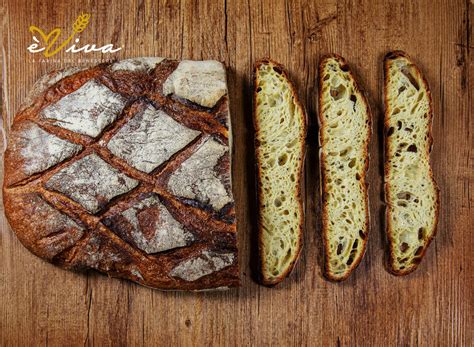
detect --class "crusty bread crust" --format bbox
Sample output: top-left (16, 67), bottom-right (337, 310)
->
top-left (383, 51), bottom-right (440, 275)
top-left (3, 58), bottom-right (240, 290)
top-left (318, 54), bottom-right (372, 281)
top-left (253, 59), bottom-right (307, 286)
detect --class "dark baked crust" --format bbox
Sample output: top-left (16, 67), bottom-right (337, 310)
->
top-left (3, 58), bottom-right (239, 290)
top-left (253, 59), bottom-right (307, 286)
top-left (383, 51), bottom-right (440, 276)
top-left (318, 54), bottom-right (372, 282)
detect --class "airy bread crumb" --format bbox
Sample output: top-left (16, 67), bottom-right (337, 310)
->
top-left (384, 51), bottom-right (440, 275)
top-left (254, 59), bottom-right (306, 286)
top-left (319, 55), bottom-right (371, 281)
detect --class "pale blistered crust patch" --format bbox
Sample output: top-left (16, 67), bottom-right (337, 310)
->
top-left (168, 137), bottom-right (231, 210)
top-left (41, 80), bottom-right (126, 138)
top-left (15, 121), bottom-right (82, 176)
top-left (163, 60), bottom-right (227, 108)
top-left (169, 250), bottom-right (234, 281)
top-left (111, 57), bottom-right (165, 72)
top-left (45, 153), bottom-right (139, 213)
top-left (107, 105), bottom-right (200, 173)
top-left (107, 194), bottom-right (194, 253)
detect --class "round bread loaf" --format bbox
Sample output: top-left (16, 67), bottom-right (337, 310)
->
top-left (3, 57), bottom-right (239, 290)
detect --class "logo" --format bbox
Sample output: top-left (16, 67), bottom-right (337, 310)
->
top-left (27, 13), bottom-right (122, 57)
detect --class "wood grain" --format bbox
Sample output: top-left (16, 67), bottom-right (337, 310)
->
top-left (1, 0), bottom-right (472, 345)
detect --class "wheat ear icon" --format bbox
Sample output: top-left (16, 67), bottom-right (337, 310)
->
top-left (39, 12), bottom-right (91, 57)
top-left (72, 13), bottom-right (91, 33)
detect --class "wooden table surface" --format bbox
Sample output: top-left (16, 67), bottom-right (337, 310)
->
top-left (1, 0), bottom-right (472, 345)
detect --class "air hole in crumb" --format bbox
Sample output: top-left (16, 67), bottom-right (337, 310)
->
top-left (278, 153), bottom-right (288, 166)
top-left (337, 243), bottom-right (343, 255)
top-left (418, 227), bottom-right (425, 240)
top-left (323, 74), bottom-right (330, 81)
top-left (283, 210), bottom-right (289, 215)
top-left (272, 66), bottom-right (282, 74)
top-left (401, 66), bottom-right (420, 90)
top-left (400, 242), bottom-right (409, 252)
top-left (256, 87), bottom-right (262, 92)
top-left (340, 64), bottom-right (350, 72)
top-left (387, 127), bottom-right (394, 136)
top-left (397, 192), bottom-right (411, 200)
top-left (392, 108), bottom-right (400, 115)
top-left (398, 86), bottom-right (406, 94)
top-left (397, 121), bottom-right (402, 130)
top-left (399, 257), bottom-right (408, 263)
top-left (352, 239), bottom-right (359, 249)
top-left (346, 253), bottom-right (355, 266)
top-left (340, 147), bottom-right (350, 156)
top-left (407, 144), bottom-right (417, 152)
top-left (330, 84), bottom-right (347, 101)
top-left (359, 230), bottom-right (366, 239)
top-left (350, 94), bottom-right (357, 111)
top-left (274, 198), bottom-right (282, 207)
top-left (348, 158), bottom-right (356, 168)
top-left (397, 201), bottom-right (407, 207)
top-left (415, 247), bottom-right (423, 256)
top-left (355, 173), bottom-right (361, 180)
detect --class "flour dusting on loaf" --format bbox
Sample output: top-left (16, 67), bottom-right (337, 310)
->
top-left (41, 80), bottom-right (126, 137)
top-left (163, 60), bottom-right (227, 108)
top-left (103, 194), bottom-right (194, 253)
top-left (168, 137), bottom-right (231, 210)
top-left (111, 57), bottom-right (165, 72)
top-left (45, 153), bottom-right (139, 213)
top-left (3, 57), bottom-right (239, 290)
top-left (15, 121), bottom-right (82, 176)
top-left (170, 250), bottom-right (235, 281)
top-left (107, 105), bottom-right (200, 173)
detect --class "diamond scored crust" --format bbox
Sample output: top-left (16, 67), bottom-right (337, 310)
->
top-left (103, 194), bottom-right (195, 254)
top-left (168, 137), bottom-right (232, 210)
top-left (45, 153), bottom-right (139, 213)
top-left (41, 80), bottom-right (127, 138)
top-left (4, 57), bottom-right (238, 290)
top-left (107, 104), bottom-right (201, 173)
top-left (17, 122), bottom-right (83, 176)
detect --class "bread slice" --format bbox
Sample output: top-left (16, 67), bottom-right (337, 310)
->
top-left (318, 55), bottom-right (371, 281)
top-left (253, 59), bottom-right (307, 286)
top-left (383, 51), bottom-right (440, 275)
